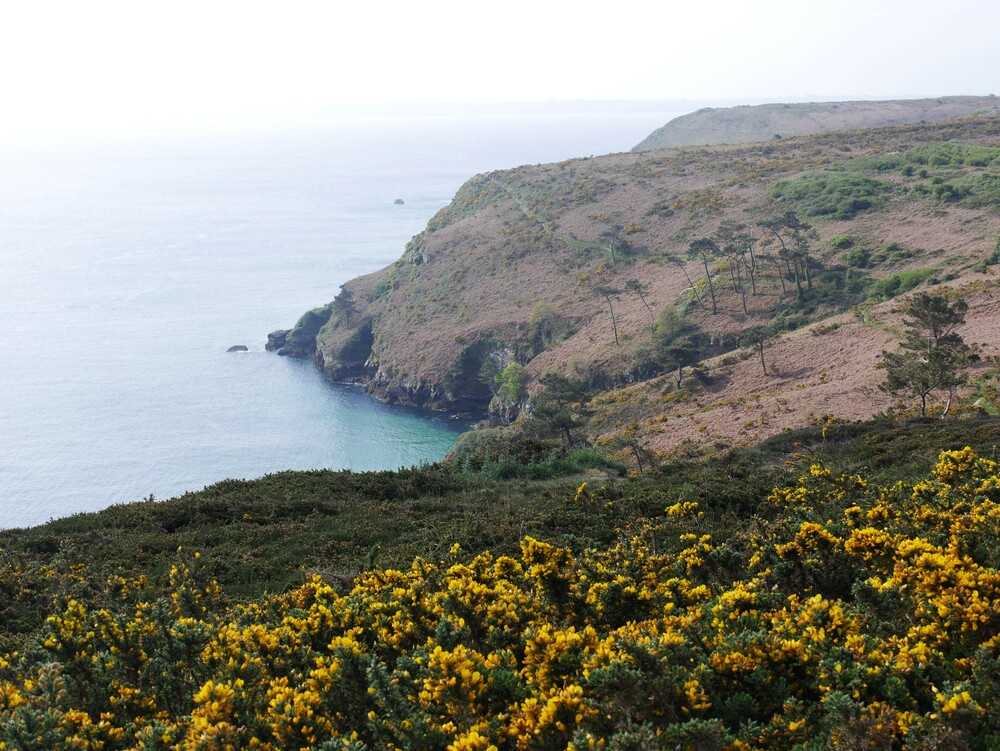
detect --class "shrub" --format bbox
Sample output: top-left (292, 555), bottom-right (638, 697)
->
top-left (867, 267), bottom-right (935, 301)
top-left (843, 247), bottom-right (871, 268)
top-left (497, 363), bottom-right (527, 402)
top-left (769, 172), bottom-right (891, 219)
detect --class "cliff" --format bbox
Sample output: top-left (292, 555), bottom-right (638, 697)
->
top-left (633, 95), bottom-right (1000, 150)
top-left (284, 112), bottom-right (1000, 455)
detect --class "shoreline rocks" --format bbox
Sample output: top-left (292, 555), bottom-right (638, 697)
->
top-left (265, 330), bottom-right (289, 352)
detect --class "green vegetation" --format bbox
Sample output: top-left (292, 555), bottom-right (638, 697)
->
top-left (879, 293), bottom-right (976, 416)
top-left (955, 171), bottom-right (1000, 208)
top-left (496, 362), bottom-right (526, 402)
top-left (850, 141), bottom-right (1000, 171)
top-left (5, 418), bottom-right (1000, 749)
top-left (829, 234), bottom-right (853, 250)
top-left (283, 304), bottom-right (332, 352)
top-left (769, 171), bottom-right (891, 219)
top-left (867, 267), bottom-right (935, 301)
top-left (527, 372), bottom-right (593, 447)
top-left (653, 306), bottom-right (705, 387)
top-left (330, 286), bottom-right (357, 323)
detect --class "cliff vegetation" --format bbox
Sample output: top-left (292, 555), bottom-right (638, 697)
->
top-left (282, 113), bottom-right (1000, 470)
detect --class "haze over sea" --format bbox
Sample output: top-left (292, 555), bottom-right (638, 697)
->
top-left (0, 108), bottom-right (683, 529)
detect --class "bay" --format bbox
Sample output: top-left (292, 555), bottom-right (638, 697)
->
top-left (0, 108), bottom-right (684, 529)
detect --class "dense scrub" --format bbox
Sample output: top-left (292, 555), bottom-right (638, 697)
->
top-left (5, 427), bottom-right (1000, 748)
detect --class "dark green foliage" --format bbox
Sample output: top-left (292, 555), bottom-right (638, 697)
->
top-left (913, 178), bottom-right (972, 203)
top-left (985, 236), bottom-right (1000, 267)
top-left (5, 413), bottom-right (1000, 655)
top-left (830, 234), bottom-right (854, 250)
top-left (449, 428), bottom-right (626, 480)
top-left (527, 372), bottom-right (593, 447)
top-left (769, 172), bottom-right (891, 219)
top-left (843, 247), bottom-right (871, 268)
top-left (330, 286), bottom-right (357, 323)
top-left (653, 306), bottom-right (705, 387)
top-left (879, 293), bottom-right (974, 416)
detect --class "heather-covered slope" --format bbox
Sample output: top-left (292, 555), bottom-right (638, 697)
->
top-left (633, 95), bottom-right (1000, 150)
top-left (287, 114), bottom-right (1000, 457)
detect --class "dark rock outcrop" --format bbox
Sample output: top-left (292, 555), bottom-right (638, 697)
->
top-left (227, 345), bottom-right (249, 352)
top-left (265, 330), bottom-right (289, 351)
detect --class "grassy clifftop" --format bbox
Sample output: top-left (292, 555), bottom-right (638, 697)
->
top-left (633, 95), bottom-right (1000, 150)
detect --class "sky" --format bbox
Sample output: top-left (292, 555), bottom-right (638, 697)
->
top-left (1, 0), bottom-right (997, 140)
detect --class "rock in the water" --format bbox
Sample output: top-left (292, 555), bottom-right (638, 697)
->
top-left (265, 329), bottom-right (289, 351)
top-left (227, 345), bottom-right (249, 352)
top-left (394, 198), bottom-right (405, 205)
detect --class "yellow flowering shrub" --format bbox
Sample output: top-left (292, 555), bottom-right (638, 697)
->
top-left (5, 449), bottom-right (1000, 748)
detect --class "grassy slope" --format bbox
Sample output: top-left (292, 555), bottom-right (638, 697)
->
top-left (633, 95), bottom-right (1000, 149)
top-left (313, 115), bottom-right (1000, 460)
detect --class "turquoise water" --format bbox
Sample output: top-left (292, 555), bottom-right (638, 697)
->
top-left (0, 111), bottom-right (682, 529)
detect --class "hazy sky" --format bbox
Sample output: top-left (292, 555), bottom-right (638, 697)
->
top-left (2, 0), bottom-right (997, 139)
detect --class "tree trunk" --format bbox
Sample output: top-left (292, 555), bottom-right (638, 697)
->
top-left (631, 446), bottom-right (645, 474)
top-left (637, 290), bottom-right (655, 335)
top-left (701, 258), bottom-right (718, 314)
top-left (602, 292), bottom-right (620, 346)
top-left (672, 259), bottom-right (707, 310)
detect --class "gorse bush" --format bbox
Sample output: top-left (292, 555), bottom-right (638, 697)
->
top-left (5, 449), bottom-right (1000, 748)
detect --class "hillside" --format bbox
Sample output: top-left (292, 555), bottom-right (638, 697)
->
top-left (633, 95), bottom-right (1000, 150)
top-left (279, 114), bottom-right (1000, 463)
top-left (5, 420), bottom-right (1000, 749)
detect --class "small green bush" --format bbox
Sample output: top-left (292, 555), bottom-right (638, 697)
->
top-left (497, 363), bottom-right (527, 402)
top-left (843, 247), bottom-right (871, 268)
top-left (830, 235), bottom-right (854, 250)
top-left (867, 268), bottom-right (935, 301)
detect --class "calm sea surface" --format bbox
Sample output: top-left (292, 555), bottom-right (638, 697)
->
top-left (0, 110), bottom-right (683, 529)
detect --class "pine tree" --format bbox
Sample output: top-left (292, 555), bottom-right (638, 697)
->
top-left (879, 293), bottom-right (975, 416)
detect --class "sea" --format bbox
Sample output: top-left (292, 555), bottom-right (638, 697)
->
top-left (0, 107), bottom-right (686, 529)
